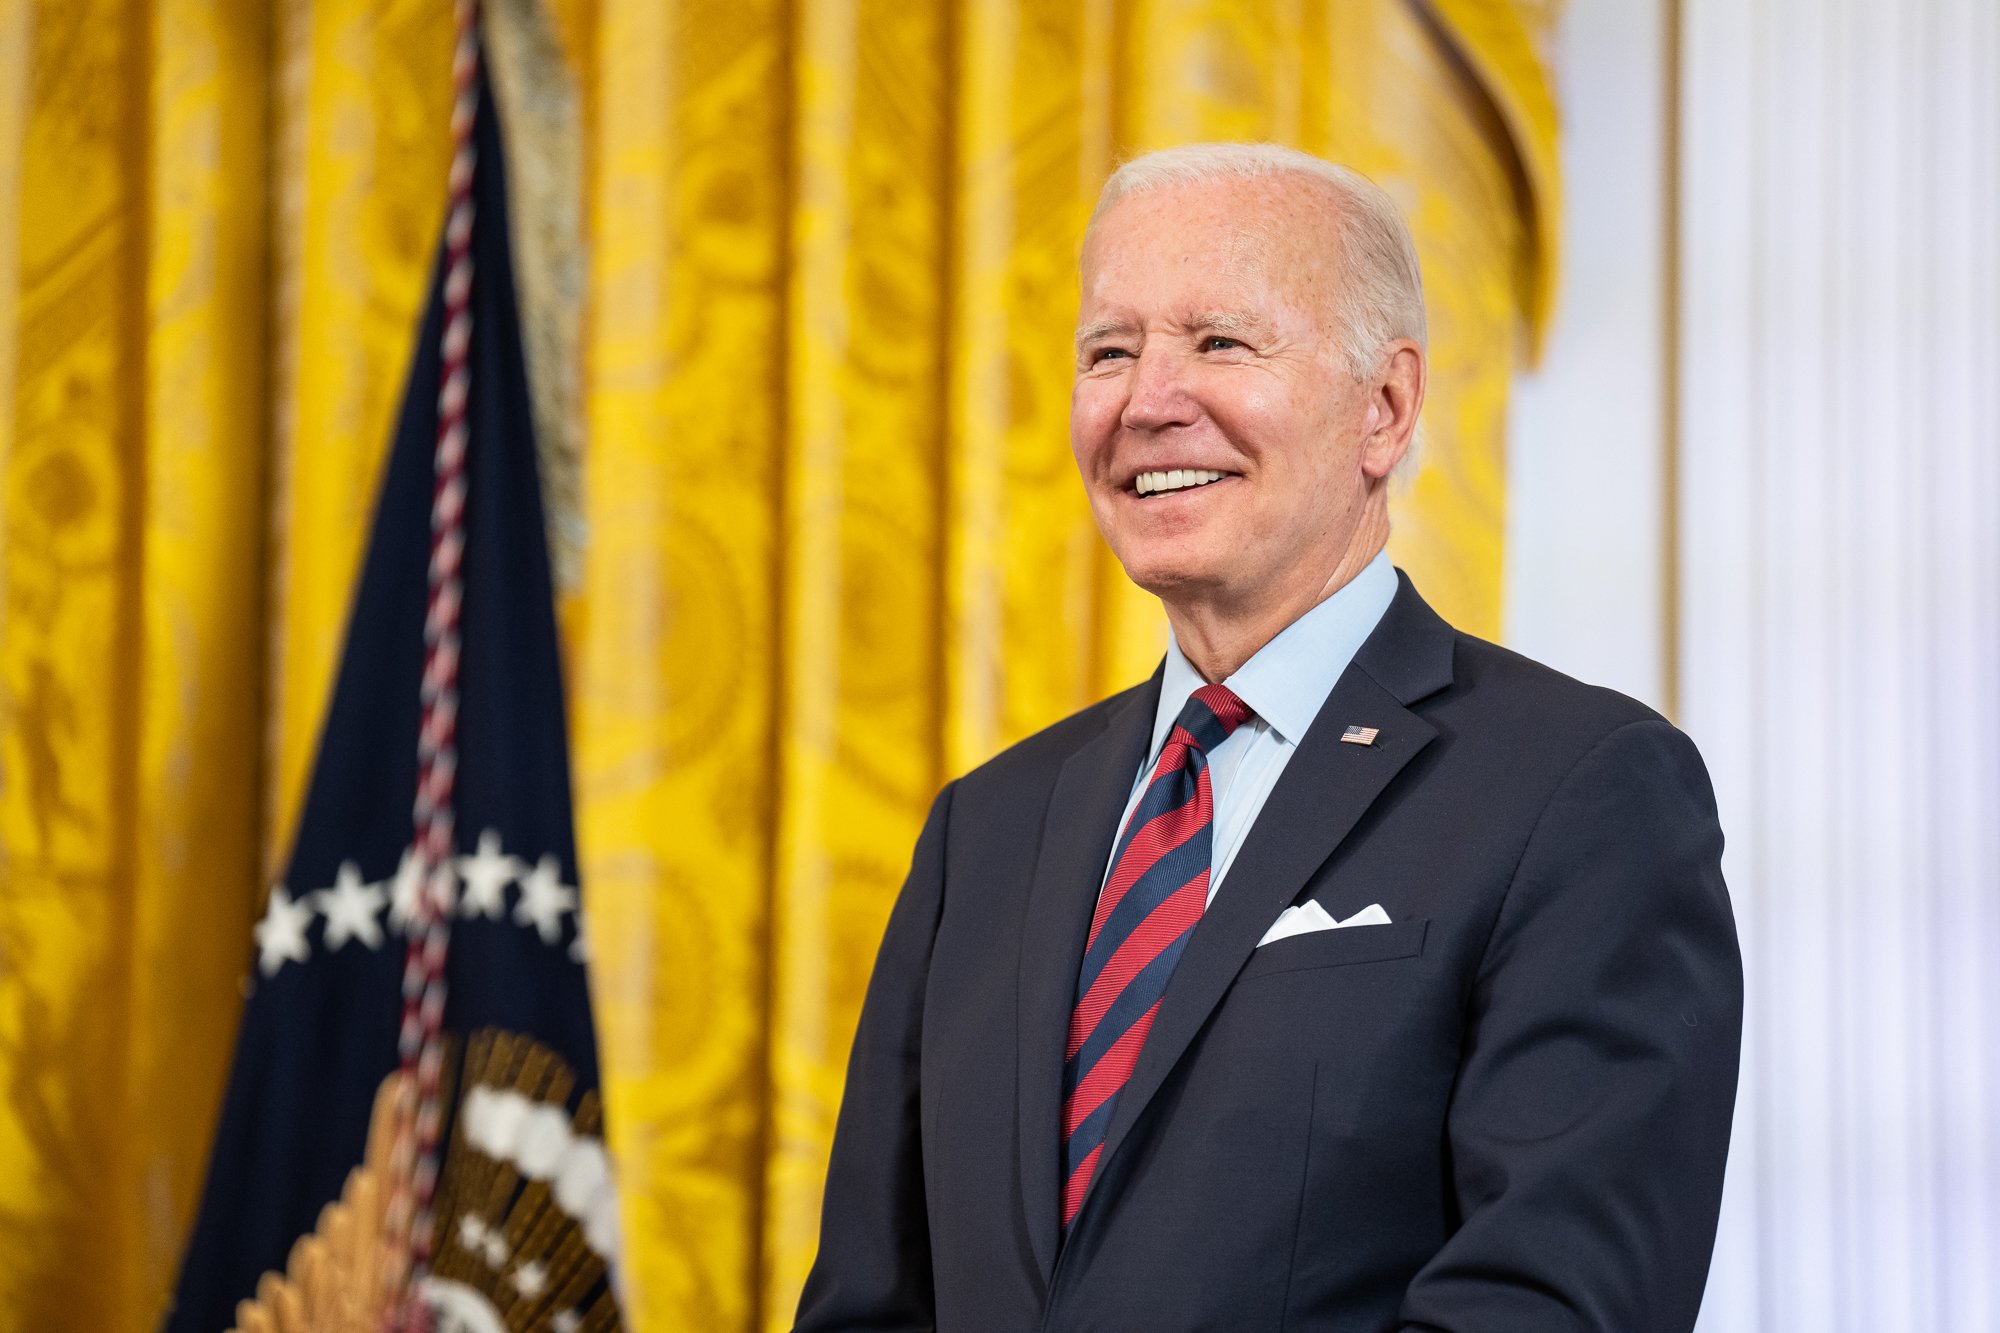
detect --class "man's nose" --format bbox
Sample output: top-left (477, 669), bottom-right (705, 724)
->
top-left (1120, 350), bottom-right (1201, 432)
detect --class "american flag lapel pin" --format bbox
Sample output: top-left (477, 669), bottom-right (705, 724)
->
top-left (1341, 725), bottom-right (1380, 746)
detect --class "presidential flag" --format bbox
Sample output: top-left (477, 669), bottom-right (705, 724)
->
top-left (166, 26), bottom-right (621, 1332)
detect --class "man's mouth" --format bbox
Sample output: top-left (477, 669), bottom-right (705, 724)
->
top-left (1133, 468), bottom-right (1229, 497)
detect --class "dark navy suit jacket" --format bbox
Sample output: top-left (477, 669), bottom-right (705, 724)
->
top-left (795, 574), bottom-right (1742, 1332)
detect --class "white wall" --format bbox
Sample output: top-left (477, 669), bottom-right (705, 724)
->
top-left (1503, 0), bottom-right (1669, 710)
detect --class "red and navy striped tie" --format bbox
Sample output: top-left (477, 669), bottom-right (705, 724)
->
top-left (1061, 682), bottom-right (1252, 1228)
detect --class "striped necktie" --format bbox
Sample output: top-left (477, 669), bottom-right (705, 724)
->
top-left (1061, 682), bottom-right (1251, 1228)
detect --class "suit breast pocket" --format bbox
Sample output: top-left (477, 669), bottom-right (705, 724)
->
top-left (1236, 918), bottom-right (1429, 982)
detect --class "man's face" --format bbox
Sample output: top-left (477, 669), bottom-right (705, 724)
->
top-left (1071, 176), bottom-right (1388, 612)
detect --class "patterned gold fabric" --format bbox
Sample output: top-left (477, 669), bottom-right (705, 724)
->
top-left (0, 1), bottom-right (1557, 1328)
top-left (0, 2), bottom-right (273, 1328)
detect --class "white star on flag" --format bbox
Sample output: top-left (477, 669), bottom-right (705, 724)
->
top-left (514, 854), bottom-right (577, 945)
top-left (457, 828), bottom-right (523, 920)
top-left (313, 860), bottom-right (386, 951)
top-left (509, 1259), bottom-right (549, 1298)
top-left (253, 886), bottom-right (314, 976)
top-left (552, 1313), bottom-right (581, 1333)
top-left (387, 844), bottom-right (431, 932)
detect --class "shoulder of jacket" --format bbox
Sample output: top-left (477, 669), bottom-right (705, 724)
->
top-left (948, 680), bottom-right (1152, 794)
top-left (1442, 630), bottom-right (1685, 758)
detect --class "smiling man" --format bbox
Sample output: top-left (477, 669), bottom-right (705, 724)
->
top-left (795, 144), bottom-right (1742, 1333)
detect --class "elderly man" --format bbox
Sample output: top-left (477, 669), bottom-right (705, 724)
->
top-left (795, 144), bottom-right (1741, 1333)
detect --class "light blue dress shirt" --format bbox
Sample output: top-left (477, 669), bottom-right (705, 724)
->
top-left (1103, 550), bottom-right (1399, 905)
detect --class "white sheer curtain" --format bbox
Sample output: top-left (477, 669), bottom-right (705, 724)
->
top-left (1679, 0), bottom-right (2000, 1328)
top-left (1511, 0), bottom-right (2000, 1326)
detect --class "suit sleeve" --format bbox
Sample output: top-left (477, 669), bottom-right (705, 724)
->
top-left (1398, 719), bottom-right (1744, 1333)
top-left (792, 782), bottom-right (954, 1333)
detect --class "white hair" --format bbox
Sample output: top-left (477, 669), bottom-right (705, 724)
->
top-left (1086, 143), bottom-right (1429, 476)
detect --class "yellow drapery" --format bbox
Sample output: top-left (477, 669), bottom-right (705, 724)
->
top-left (0, 1), bottom-right (1557, 1328)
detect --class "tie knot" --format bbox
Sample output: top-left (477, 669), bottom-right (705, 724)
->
top-left (1175, 683), bottom-right (1251, 752)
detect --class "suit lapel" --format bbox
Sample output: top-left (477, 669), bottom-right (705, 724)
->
top-left (1015, 673), bottom-right (1160, 1283)
top-left (1087, 575), bottom-right (1456, 1215)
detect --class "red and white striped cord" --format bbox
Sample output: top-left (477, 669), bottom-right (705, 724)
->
top-left (387, 0), bottom-right (479, 1324)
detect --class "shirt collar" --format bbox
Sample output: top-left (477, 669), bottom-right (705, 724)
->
top-left (1150, 549), bottom-right (1399, 757)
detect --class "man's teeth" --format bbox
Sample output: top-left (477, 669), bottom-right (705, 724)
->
top-left (1135, 468), bottom-right (1226, 496)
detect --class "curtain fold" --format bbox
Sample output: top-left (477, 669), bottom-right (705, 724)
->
top-left (0, 1), bottom-right (270, 1327)
top-left (0, 1), bottom-right (1556, 1327)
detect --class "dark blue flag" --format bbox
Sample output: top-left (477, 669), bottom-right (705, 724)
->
top-left (167, 64), bottom-right (621, 1333)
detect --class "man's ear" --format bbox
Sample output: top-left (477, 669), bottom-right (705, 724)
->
top-left (1361, 341), bottom-right (1425, 480)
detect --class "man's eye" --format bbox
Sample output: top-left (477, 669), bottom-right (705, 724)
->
top-left (1093, 347), bottom-right (1132, 362)
top-left (1203, 336), bottom-right (1241, 352)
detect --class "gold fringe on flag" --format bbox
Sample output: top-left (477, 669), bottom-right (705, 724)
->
top-left (228, 1032), bottom-right (622, 1333)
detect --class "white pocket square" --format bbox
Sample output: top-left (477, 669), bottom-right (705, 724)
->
top-left (1256, 901), bottom-right (1392, 947)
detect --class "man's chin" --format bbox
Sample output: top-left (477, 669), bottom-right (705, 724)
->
top-left (1117, 560), bottom-right (1229, 604)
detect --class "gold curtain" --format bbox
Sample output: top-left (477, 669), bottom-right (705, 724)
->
top-left (0, 0), bottom-right (1557, 1329)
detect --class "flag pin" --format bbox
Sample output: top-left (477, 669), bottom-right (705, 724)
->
top-left (1341, 725), bottom-right (1380, 746)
